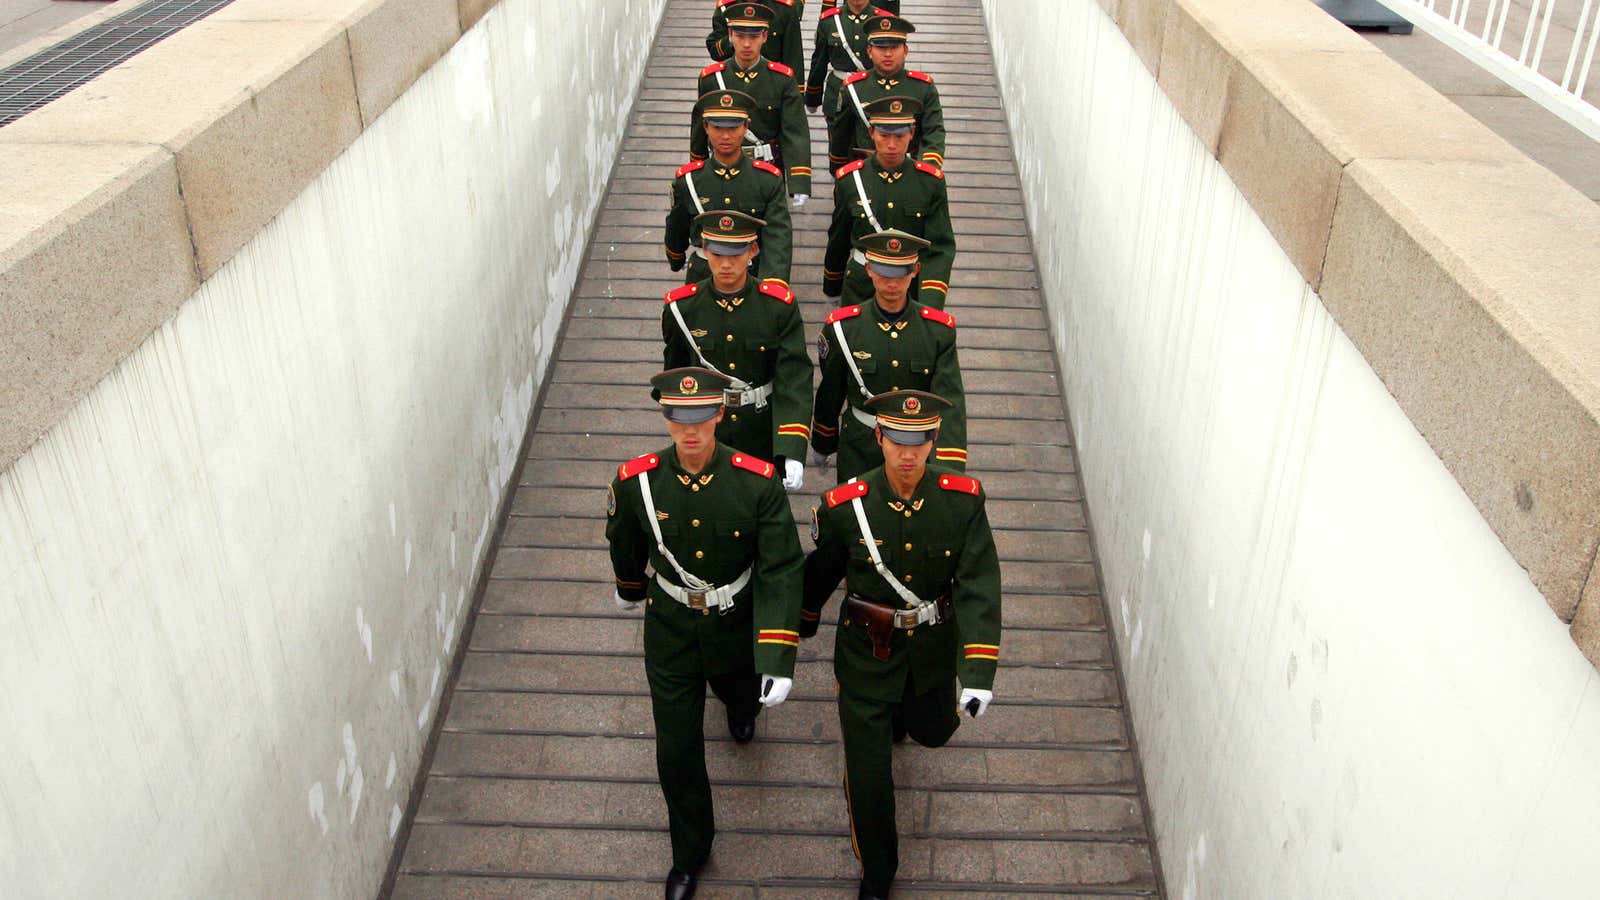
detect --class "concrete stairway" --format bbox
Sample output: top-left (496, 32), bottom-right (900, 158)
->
top-left (390, 0), bottom-right (1162, 895)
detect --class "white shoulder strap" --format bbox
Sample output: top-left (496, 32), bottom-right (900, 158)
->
top-left (834, 13), bottom-right (865, 71)
top-left (850, 167), bottom-right (884, 232)
top-left (847, 478), bottom-right (924, 607)
top-left (831, 319), bottom-right (875, 402)
top-left (682, 169), bottom-right (707, 215)
top-left (638, 471), bottom-right (712, 591)
top-left (714, 70), bottom-right (728, 91)
top-left (845, 80), bottom-right (871, 128)
top-left (665, 300), bottom-right (747, 390)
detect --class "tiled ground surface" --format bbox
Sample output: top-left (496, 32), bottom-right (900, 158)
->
top-left (391, 1), bottom-right (1163, 896)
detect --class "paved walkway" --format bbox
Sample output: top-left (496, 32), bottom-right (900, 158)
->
top-left (390, 1), bottom-right (1162, 896)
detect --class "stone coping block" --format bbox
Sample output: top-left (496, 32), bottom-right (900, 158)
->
top-left (0, 0), bottom-right (486, 471)
top-left (1085, 0), bottom-right (1600, 662)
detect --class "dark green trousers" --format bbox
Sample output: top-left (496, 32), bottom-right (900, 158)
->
top-left (839, 670), bottom-right (960, 894)
top-left (647, 663), bottom-right (760, 870)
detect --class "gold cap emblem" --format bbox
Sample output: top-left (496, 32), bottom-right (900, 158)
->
top-left (887, 237), bottom-right (901, 251)
top-left (680, 376), bottom-right (699, 395)
top-left (903, 396), bottom-right (922, 414)
top-left (719, 93), bottom-right (734, 108)
top-left (744, 5), bottom-right (756, 15)
top-left (719, 215), bottom-right (734, 230)
top-left (890, 100), bottom-right (903, 114)
top-left (880, 17), bottom-right (892, 29)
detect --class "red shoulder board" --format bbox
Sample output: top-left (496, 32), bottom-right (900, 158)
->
top-left (914, 160), bottom-right (944, 179)
top-left (826, 480), bottom-right (870, 507)
top-left (676, 159), bottom-right (706, 178)
top-left (731, 452), bottom-right (776, 478)
top-left (843, 70), bottom-right (870, 86)
top-left (825, 305), bottom-right (862, 325)
top-left (907, 70), bottom-right (934, 83)
top-left (619, 453), bottom-right (661, 480)
top-left (837, 159), bottom-right (866, 176)
top-left (758, 281), bottom-right (795, 304)
top-left (700, 61), bottom-right (726, 78)
top-left (938, 474), bottom-right (982, 496)
top-left (767, 61), bottom-right (794, 77)
top-left (820, 6), bottom-right (842, 19)
top-left (919, 307), bottom-right (955, 327)
top-left (752, 159), bottom-right (782, 176)
top-left (664, 283), bottom-right (699, 304)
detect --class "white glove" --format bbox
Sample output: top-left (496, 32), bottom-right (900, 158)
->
top-left (958, 688), bottom-right (993, 718)
top-left (808, 448), bottom-right (831, 469)
top-left (790, 193), bottom-right (809, 209)
top-left (759, 674), bottom-right (793, 708)
top-left (614, 590), bottom-right (641, 611)
top-left (782, 458), bottom-right (804, 491)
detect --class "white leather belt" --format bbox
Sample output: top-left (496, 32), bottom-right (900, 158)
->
top-left (892, 600), bottom-right (944, 629)
top-left (851, 249), bottom-right (867, 265)
top-left (725, 381), bottom-right (773, 409)
top-left (850, 405), bottom-right (876, 427)
top-left (656, 567), bottom-right (752, 612)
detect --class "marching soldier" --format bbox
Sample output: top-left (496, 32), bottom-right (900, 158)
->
top-left (663, 210), bottom-right (814, 492)
top-left (707, 0), bottom-right (802, 84)
top-left (824, 96), bottom-right (955, 309)
top-left (800, 389), bottom-right (1001, 900)
top-left (805, 0), bottom-right (891, 156)
top-left (667, 90), bottom-right (793, 287)
top-left (691, 4), bottom-right (813, 207)
top-left (829, 14), bottom-right (945, 170)
top-left (608, 367), bottom-right (805, 900)
top-left (811, 230), bottom-right (966, 481)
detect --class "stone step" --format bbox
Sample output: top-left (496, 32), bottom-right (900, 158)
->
top-left (457, 654), bottom-right (1121, 705)
top-left (399, 825), bottom-right (1156, 893)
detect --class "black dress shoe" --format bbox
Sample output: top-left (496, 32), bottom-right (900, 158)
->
top-left (665, 867), bottom-right (697, 900)
top-left (857, 879), bottom-right (888, 899)
top-left (728, 710), bottom-right (756, 744)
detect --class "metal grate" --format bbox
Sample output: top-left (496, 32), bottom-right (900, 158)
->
top-left (0, 0), bottom-right (236, 127)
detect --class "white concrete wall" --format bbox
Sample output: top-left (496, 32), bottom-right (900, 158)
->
top-left (984, 3), bottom-right (1600, 897)
top-left (0, 0), bottom-right (663, 895)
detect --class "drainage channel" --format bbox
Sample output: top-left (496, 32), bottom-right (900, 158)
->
top-left (0, 0), bottom-right (234, 127)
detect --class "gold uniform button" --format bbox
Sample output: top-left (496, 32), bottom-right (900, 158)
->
top-left (730, 414), bottom-right (739, 422)
top-left (944, 550), bottom-right (952, 557)
top-left (695, 550), bottom-right (705, 559)
top-left (903, 574), bottom-right (913, 583)
top-left (733, 530), bottom-right (741, 538)
top-left (692, 484), bottom-right (701, 491)
top-left (728, 362), bottom-right (737, 370)
top-left (904, 543), bottom-right (913, 551)
top-left (726, 334), bottom-right (734, 342)
top-left (890, 332), bottom-right (899, 339)
top-left (887, 201), bottom-right (895, 208)
top-left (692, 519), bottom-right (701, 527)
top-left (891, 360), bottom-right (900, 367)
top-left (907, 629), bottom-right (915, 637)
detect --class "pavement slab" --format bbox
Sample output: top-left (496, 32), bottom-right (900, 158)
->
top-left (390, 1), bottom-right (1162, 896)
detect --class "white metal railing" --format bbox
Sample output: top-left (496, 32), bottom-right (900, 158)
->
top-left (1379, 0), bottom-right (1600, 140)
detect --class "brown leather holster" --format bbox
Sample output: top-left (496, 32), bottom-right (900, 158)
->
top-left (845, 592), bottom-right (953, 662)
top-left (845, 594), bottom-right (897, 661)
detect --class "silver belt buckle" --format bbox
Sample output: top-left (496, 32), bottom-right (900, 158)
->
top-left (723, 388), bottom-right (744, 408)
top-left (687, 589), bottom-right (708, 610)
top-left (894, 608), bottom-right (918, 629)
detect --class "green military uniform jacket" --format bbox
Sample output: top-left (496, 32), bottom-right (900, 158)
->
top-left (692, 59), bottom-right (812, 195)
top-left (824, 156), bottom-right (956, 308)
top-left (804, 3), bottom-right (884, 113)
top-left (707, 0), bottom-right (803, 86)
top-left (660, 277), bottom-right (814, 463)
top-left (830, 64), bottom-right (947, 168)
top-left (802, 466), bottom-right (1001, 700)
top-left (664, 157), bottom-right (792, 287)
top-left (608, 444), bottom-right (804, 677)
top-left (812, 300), bottom-right (968, 476)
